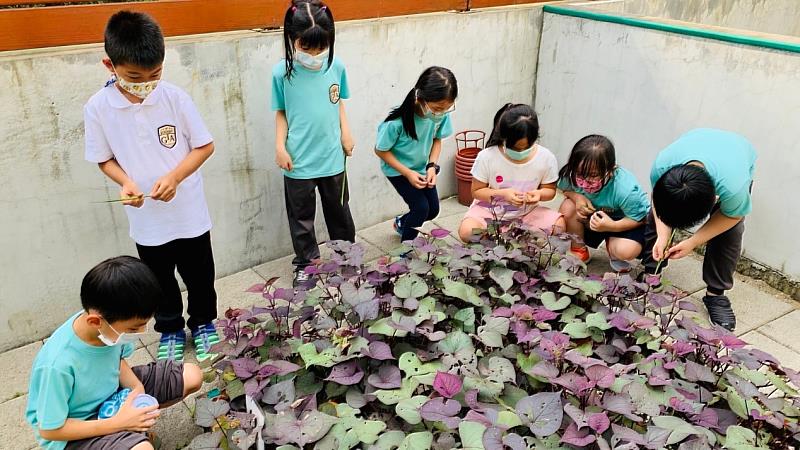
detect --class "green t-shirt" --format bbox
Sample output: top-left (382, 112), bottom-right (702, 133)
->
top-left (650, 128), bottom-right (756, 218)
top-left (375, 113), bottom-right (454, 177)
top-left (558, 166), bottom-right (650, 221)
top-left (271, 58), bottom-right (350, 179)
top-left (26, 312), bottom-right (134, 450)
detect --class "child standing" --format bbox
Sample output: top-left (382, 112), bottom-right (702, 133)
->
top-left (26, 256), bottom-right (202, 450)
top-left (273, 0), bottom-right (356, 287)
top-left (642, 128), bottom-right (756, 331)
top-left (458, 104), bottom-right (565, 241)
top-left (557, 135), bottom-right (650, 272)
top-left (84, 11), bottom-right (218, 362)
top-left (376, 66), bottom-right (457, 241)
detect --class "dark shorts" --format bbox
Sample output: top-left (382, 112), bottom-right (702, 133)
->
top-left (65, 360), bottom-right (185, 450)
top-left (582, 224), bottom-right (646, 249)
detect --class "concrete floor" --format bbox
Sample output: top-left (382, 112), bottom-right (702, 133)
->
top-left (3, 197), bottom-right (798, 449)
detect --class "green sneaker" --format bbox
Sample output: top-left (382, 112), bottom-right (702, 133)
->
top-left (192, 322), bottom-right (220, 363)
top-left (157, 330), bottom-right (186, 362)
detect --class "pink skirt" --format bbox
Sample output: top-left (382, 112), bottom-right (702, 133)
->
top-left (463, 201), bottom-right (563, 232)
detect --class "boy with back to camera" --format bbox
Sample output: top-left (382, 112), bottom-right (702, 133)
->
top-left (84, 11), bottom-right (220, 362)
top-left (26, 256), bottom-right (202, 449)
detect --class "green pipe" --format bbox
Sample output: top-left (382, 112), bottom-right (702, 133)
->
top-left (542, 4), bottom-right (800, 54)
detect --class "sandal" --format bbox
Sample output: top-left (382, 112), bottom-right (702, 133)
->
top-left (702, 294), bottom-right (736, 331)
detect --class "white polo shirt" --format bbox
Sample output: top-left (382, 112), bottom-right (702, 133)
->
top-left (84, 81), bottom-right (213, 246)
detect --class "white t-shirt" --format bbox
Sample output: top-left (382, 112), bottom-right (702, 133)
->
top-left (470, 145), bottom-right (559, 218)
top-left (84, 81), bottom-right (213, 246)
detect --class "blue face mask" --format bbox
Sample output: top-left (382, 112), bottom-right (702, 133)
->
top-left (504, 144), bottom-right (532, 161)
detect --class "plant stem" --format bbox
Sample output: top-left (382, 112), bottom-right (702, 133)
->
top-left (654, 229), bottom-right (677, 275)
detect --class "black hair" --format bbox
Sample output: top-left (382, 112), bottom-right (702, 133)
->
top-left (104, 11), bottom-right (165, 69)
top-left (283, 0), bottom-right (335, 79)
top-left (485, 103), bottom-right (540, 149)
top-left (384, 66), bottom-right (458, 140)
top-left (80, 256), bottom-right (161, 323)
top-left (653, 164), bottom-right (716, 229)
top-left (558, 134), bottom-right (617, 188)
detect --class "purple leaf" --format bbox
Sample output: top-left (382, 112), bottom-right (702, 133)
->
top-left (431, 228), bottom-right (451, 239)
top-left (564, 404), bottom-right (587, 428)
top-left (362, 341), bottom-right (395, 360)
top-left (246, 283), bottom-right (266, 293)
top-left (465, 389), bottom-right (485, 412)
top-left (529, 361), bottom-right (559, 379)
top-left (230, 358), bottom-right (259, 378)
top-left (603, 393), bottom-right (642, 422)
top-left (720, 333), bottom-right (747, 349)
top-left (367, 365), bottom-right (401, 389)
top-left (611, 424), bottom-right (646, 446)
top-left (482, 426), bottom-right (504, 450)
top-left (259, 360), bottom-right (301, 377)
top-left (325, 360), bottom-right (364, 386)
top-left (647, 365), bottom-right (671, 387)
top-left (586, 365), bottom-right (616, 389)
top-left (672, 341), bottom-right (696, 356)
top-left (684, 361), bottom-right (715, 383)
top-left (244, 377), bottom-right (270, 400)
top-left (561, 422), bottom-right (596, 446)
top-left (433, 371), bottom-right (463, 398)
top-left (588, 412), bottom-right (610, 434)
top-left (516, 392), bottom-right (563, 437)
top-left (420, 397), bottom-right (462, 429)
top-left (669, 397), bottom-right (695, 414)
top-left (464, 410), bottom-right (492, 427)
top-left (677, 300), bottom-right (698, 312)
top-left (263, 379), bottom-right (295, 408)
top-left (689, 407), bottom-right (719, 429)
top-left (492, 307), bottom-right (513, 318)
top-left (552, 373), bottom-right (592, 394)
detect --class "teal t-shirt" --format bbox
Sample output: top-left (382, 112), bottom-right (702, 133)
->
top-left (558, 166), bottom-right (650, 222)
top-left (650, 128), bottom-right (756, 218)
top-left (26, 312), bottom-right (134, 450)
top-left (375, 113), bottom-right (454, 177)
top-left (271, 58), bottom-right (350, 179)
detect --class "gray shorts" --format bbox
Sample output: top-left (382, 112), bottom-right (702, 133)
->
top-left (65, 360), bottom-right (185, 450)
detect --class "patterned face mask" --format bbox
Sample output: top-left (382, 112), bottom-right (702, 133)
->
top-left (113, 66), bottom-right (160, 99)
top-left (576, 176), bottom-right (604, 193)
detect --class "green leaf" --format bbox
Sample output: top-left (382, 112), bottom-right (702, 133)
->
top-left (486, 356), bottom-right (516, 384)
top-left (501, 384), bottom-right (529, 408)
top-left (396, 395), bottom-right (428, 425)
top-left (371, 430), bottom-right (406, 450)
top-left (225, 379), bottom-right (245, 400)
top-left (454, 308), bottom-right (476, 333)
top-left (652, 416), bottom-right (701, 445)
top-left (562, 321), bottom-right (590, 339)
top-left (394, 275), bottom-right (429, 299)
top-left (559, 305), bottom-right (586, 323)
top-left (298, 343), bottom-right (341, 368)
top-left (477, 317), bottom-right (510, 348)
top-left (496, 410), bottom-right (523, 429)
top-left (459, 421), bottom-right (487, 450)
top-left (585, 312), bottom-right (611, 330)
top-left (724, 426), bottom-right (759, 450)
top-left (368, 317), bottom-right (409, 337)
top-left (398, 352), bottom-right (443, 378)
top-left (489, 267), bottom-right (515, 291)
top-left (573, 279), bottom-right (603, 296)
top-left (375, 378), bottom-right (420, 405)
top-left (398, 431), bottom-right (433, 450)
top-left (442, 278), bottom-right (484, 306)
top-left (725, 387), bottom-right (749, 419)
top-left (432, 263), bottom-right (449, 280)
top-left (463, 374), bottom-right (504, 397)
top-left (765, 372), bottom-right (798, 396)
top-left (541, 292), bottom-right (571, 311)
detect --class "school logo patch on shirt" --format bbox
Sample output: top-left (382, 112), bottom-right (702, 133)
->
top-left (329, 84), bottom-right (340, 104)
top-left (157, 125), bottom-right (177, 149)
top-left (496, 175), bottom-right (504, 184)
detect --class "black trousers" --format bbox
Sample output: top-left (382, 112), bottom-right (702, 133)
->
top-left (641, 206), bottom-right (745, 294)
top-left (284, 171), bottom-right (356, 268)
top-left (388, 175), bottom-right (440, 241)
top-left (136, 231), bottom-right (217, 333)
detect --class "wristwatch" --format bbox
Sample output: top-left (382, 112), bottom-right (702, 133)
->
top-left (426, 162), bottom-right (441, 174)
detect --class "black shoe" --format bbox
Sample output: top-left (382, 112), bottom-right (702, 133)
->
top-left (293, 269), bottom-right (312, 288)
top-left (703, 294), bottom-right (736, 331)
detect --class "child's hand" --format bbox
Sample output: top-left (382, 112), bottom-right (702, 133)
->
top-left (151, 174), bottom-right (179, 202)
top-left (405, 171), bottom-right (428, 189)
top-left (425, 167), bottom-right (437, 188)
top-left (666, 238), bottom-right (697, 260)
top-left (111, 386), bottom-right (160, 433)
top-left (524, 191), bottom-right (541, 206)
top-left (652, 232), bottom-right (670, 261)
top-left (500, 189), bottom-right (525, 206)
top-left (574, 194), bottom-right (595, 220)
top-left (276, 148), bottom-right (294, 171)
top-left (120, 182), bottom-right (145, 208)
top-left (589, 210), bottom-right (614, 232)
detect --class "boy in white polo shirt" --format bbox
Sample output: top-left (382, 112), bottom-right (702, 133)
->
top-left (84, 11), bottom-right (219, 362)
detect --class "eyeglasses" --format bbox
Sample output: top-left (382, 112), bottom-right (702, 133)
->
top-left (424, 101), bottom-right (456, 116)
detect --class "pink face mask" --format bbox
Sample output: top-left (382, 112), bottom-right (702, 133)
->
top-left (576, 176), bottom-right (603, 193)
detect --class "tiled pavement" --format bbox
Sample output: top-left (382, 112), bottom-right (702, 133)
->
top-left (3, 197), bottom-right (798, 449)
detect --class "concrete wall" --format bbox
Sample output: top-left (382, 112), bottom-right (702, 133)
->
top-left (585, 0), bottom-right (800, 38)
top-left (534, 11), bottom-right (800, 283)
top-left (0, 5), bottom-right (545, 351)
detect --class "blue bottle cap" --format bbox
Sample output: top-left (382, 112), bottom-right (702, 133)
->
top-left (133, 393), bottom-right (159, 409)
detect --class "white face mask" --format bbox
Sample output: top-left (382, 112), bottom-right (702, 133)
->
top-left (113, 66), bottom-right (160, 99)
top-left (98, 319), bottom-right (145, 347)
top-left (295, 48), bottom-right (329, 70)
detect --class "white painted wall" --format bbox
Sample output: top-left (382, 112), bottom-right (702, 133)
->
top-left (586, 0), bottom-right (800, 38)
top-left (0, 5), bottom-right (545, 351)
top-left (535, 11), bottom-right (800, 282)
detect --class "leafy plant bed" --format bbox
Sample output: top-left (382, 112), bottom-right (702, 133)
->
top-left (190, 225), bottom-right (800, 449)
